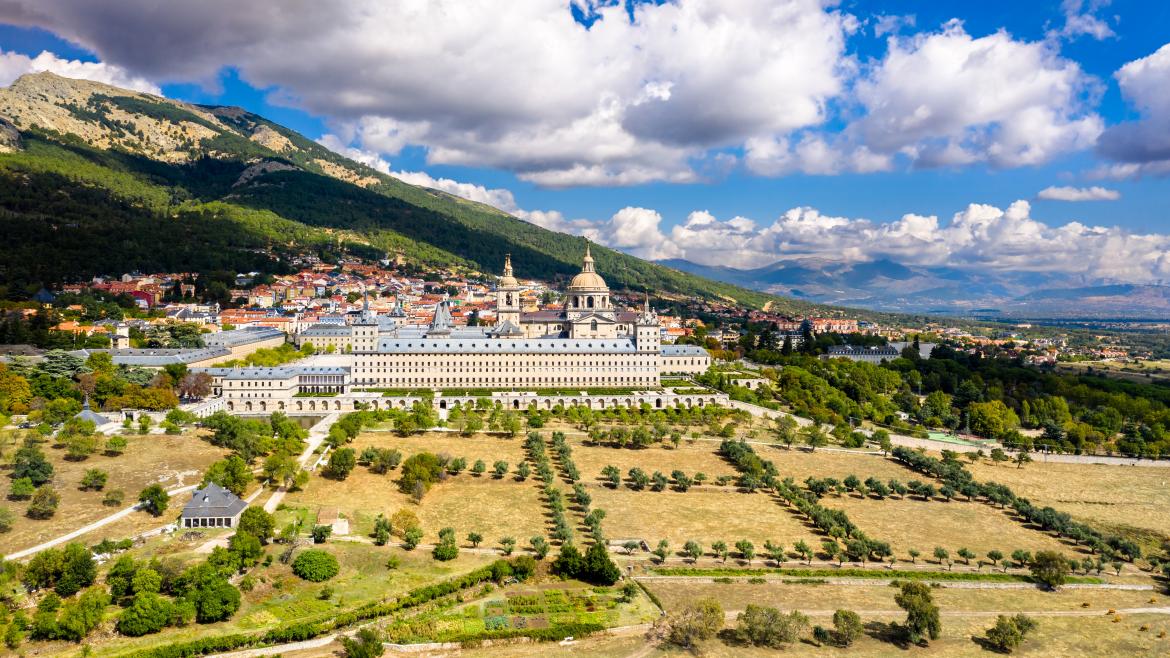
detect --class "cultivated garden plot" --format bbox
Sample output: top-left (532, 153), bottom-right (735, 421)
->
top-left (965, 458), bottom-right (1170, 539)
top-left (589, 486), bottom-right (822, 550)
top-left (0, 431), bottom-right (228, 553)
top-left (819, 495), bottom-right (1078, 559)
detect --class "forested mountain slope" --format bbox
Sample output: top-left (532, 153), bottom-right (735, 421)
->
top-left (0, 72), bottom-right (824, 312)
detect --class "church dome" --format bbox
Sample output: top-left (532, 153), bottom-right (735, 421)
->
top-left (567, 245), bottom-right (608, 290)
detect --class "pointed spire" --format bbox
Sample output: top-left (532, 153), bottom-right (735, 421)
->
top-left (581, 242), bottom-right (595, 273)
top-left (644, 292), bottom-right (650, 313)
top-left (503, 253), bottom-right (513, 277)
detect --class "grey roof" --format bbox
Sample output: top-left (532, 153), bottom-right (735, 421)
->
top-left (826, 345), bottom-right (900, 356)
top-left (203, 326), bottom-right (286, 348)
top-left (489, 319), bottom-right (524, 337)
top-left (74, 347), bottom-right (232, 366)
top-left (660, 344), bottom-right (708, 356)
top-left (376, 336), bottom-right (638, 354)
top-left (427, 301), bottom-right (454, 336)
top-left (74, 399), bottom-right (112, 425)
top-left (181, 482), bottom-right (247, 519)
top-left (299, 324), bottom-right (353, 337)
top-left (193, 365), bottom-right (349, 380)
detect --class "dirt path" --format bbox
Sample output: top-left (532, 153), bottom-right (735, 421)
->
top-left (635, 575), bottom-right (1155, 591)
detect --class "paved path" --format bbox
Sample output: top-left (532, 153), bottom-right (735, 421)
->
top-left (3, 482), bottom-right (197, 561)
top-left (263, 413), bottom-right (340, 514)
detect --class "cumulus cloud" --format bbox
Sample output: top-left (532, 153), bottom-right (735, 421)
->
top-left (316, 134), bottom-right (391, 174)
top-left (0, 0), bottom-right (853, 186)
top-left (0, 48), bottom-right (159, 94)
top-left (1096, 42), bottom-right (1170, 176)
top-left (851, 20), bottom-right (1103, 169)
top-left (1037, 185), bottom-right (1120, 201)
top-left (653, 201), bottom-right (1170, 283)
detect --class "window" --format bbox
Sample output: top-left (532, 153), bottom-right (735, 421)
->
top-left (591, 320), bottom-right (598, 332)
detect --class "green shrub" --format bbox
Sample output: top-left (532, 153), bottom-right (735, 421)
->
top-left (292, 549), bottom-right (339, 582)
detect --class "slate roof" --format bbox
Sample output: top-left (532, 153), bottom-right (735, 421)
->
top-left (181, 482), bottom-right (247, 519)
top-left (203, 327), bottom-right (285, 348)
top-left (660, 344), bottom-right (708, 356)
top-left (71, 347), bottom-right (232, 366)
top-left (376, 337), bottom-right (639, 354)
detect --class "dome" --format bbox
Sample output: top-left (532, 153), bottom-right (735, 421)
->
top-left (567, 244), bottom-right (608, 290)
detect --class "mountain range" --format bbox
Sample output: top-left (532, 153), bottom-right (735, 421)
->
top-left (0, 72), bottom-right (829, 315)
top-left (659, 258), bottom-right (1170, 319)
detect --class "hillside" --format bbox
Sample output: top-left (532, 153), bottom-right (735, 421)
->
top-left (0, 72), bottom-right (827, 313)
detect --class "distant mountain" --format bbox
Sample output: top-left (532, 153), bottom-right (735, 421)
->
top-left (659, 258), bottom-right (1170, 319)
top-left (0, 72), bottom-right (826, 313)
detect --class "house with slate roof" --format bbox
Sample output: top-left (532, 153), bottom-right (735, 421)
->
top-left (179, 482), bottom-right (247, 529)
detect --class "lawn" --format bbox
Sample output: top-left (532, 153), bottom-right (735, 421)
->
top-left (820, 495), bottom-right (1077, 560)
top-left (283, 432), bottom-right (546, 544)
top-left (0, 430), bottom-right (228, 555)
top-left (590, 486), bottom-right (821, 550)
top-left (966, 458), bottom-right (1170, 541)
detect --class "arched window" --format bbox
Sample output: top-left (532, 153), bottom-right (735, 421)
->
top-left (587, 296), bottom-right (594, 308)
top-left (505, 293), bottom-right (513, 306)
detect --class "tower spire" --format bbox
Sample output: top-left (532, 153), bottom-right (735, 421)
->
top-left (581, 242), bottom-right (595, 273)
top-left (503, 253), bottom-right (513, 277)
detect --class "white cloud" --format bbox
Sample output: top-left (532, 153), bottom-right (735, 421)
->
top-left (651, 200), bottom-right (1170, 284)
top-left (0, 0), bottom-right (852, 186)
top-left (1053, 0), bottom-right (1115, 41)
top-left (1037, 185), bottom-right (1120, 201)
top-left (316, 134), bottom-right (391, 174)
top-left (0, 49), bottom-right (160, 94)
top-left (1096, 42), bottom-right (1170, 175)
top-left (852, 20), bottom-right (1103, 169)
top-left (873, 14), bottom-right (916, 38)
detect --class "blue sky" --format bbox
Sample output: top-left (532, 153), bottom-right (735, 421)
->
top-left (1, 1), bottom-right (1168, 279)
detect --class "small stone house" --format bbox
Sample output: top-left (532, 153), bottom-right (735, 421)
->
top-left (180, 483), bottom-right (247, 529)
top-left (316, 507), bottom-right (349, 536)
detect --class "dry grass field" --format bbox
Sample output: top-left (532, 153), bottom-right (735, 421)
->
top-left (966, 458), bottom-right (1170, 540)
top-left (820, 495), bottom-right (1076, 559)
top-left (0, 431), bottom-right (228, 554)
top-left (570, 439), bottom-right (738, 485)
top-left (282, 431), bottom-right (546, 544)
top-left (643, 580), bottom-right (1169, 615)
top-left (758, 445), bottom-right (915, 481)
top-left (590, 486), bottom-right (821, 549)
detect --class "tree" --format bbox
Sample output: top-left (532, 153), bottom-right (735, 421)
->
top-left (79, 468), bottom-right (107, 491)
top-left (895, 581), bottom-right (941, 644)
top-left (530, 535), bottom-right (550, 559)
top-left (499, 536), bottom-right (516, 556)
top-left (105, 435), bottom-right (127, 456)
top-left (0, 506), bottom-right (14, 533)
top-left (372, 515), bottom-right (392, 546)
top-left (582, 541), bottom-right (621, 584)
top-left (736, 539), bottom-right (755, 565)
top-left (984, 614), bottom-right (1037, 653)
top-left (403, 527), bottom-right (423, 550)
top-left (794, 540), bottom-right (812, 564)
top-left (1011, 549), bottom-right (1032, 569)
top-left (933, 546), bottom-right (949, 567)
top-left (138, 484), bottom-right (168, 516)
top-left (764, 540), bottom-right (785, 566)
top-left (311, 525), bottom-right (333, 543)
top-left (987, 550), bottom-right (1004, 569)
top-left (622, 540), bottom-right (640, 556)
top-left (492, 460), bottom-right (509, 479)
top-left (432, 527), bottom-right (459, 561)
top-left (653, 539), bottom-right (670, 563)
top-left (238, 507), bottom-right (275, 544)
top-left (292, 549), bottom-right (339, 581)
top-left (1014, 450), bottom-right (1033, 469)
top-left (9, 477), bottom-right (35, 500)
top-left (467, 531), bottom-right (483, 548)
top-left (832, 609), bottom-right (863, 647)
top-left (117, 592), bottom-right (172, 636)
top-left (326, 447), bottom-right (357, 480)
top-left (733, 605), bottom-right (809, 648)
top-left (13, 440), bottom-right (53, 485)
top-left (957, 547), bottom-right (975, 565)
top-left (398, 452), bottom-right (443, 495)
top-left (684, 540), bottom-right (703, 563)
top-left (1030, 551), bottom-right (1070, 589)
top-left (471, 459), bottom-right (486, 476)
top-left (340, 627), bottom-right (385, 658)
top-left (802, 425), bottom-right (828, 451)
top-left (203, 455), bottom-right (253, 495)
top-left (27, 485), bottom-right (60, 519)
top-left (654, 597), bottom-right (723, 649)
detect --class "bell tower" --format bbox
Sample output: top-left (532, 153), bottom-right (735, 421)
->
top-left (496, 254), bottom-right (521, 328)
